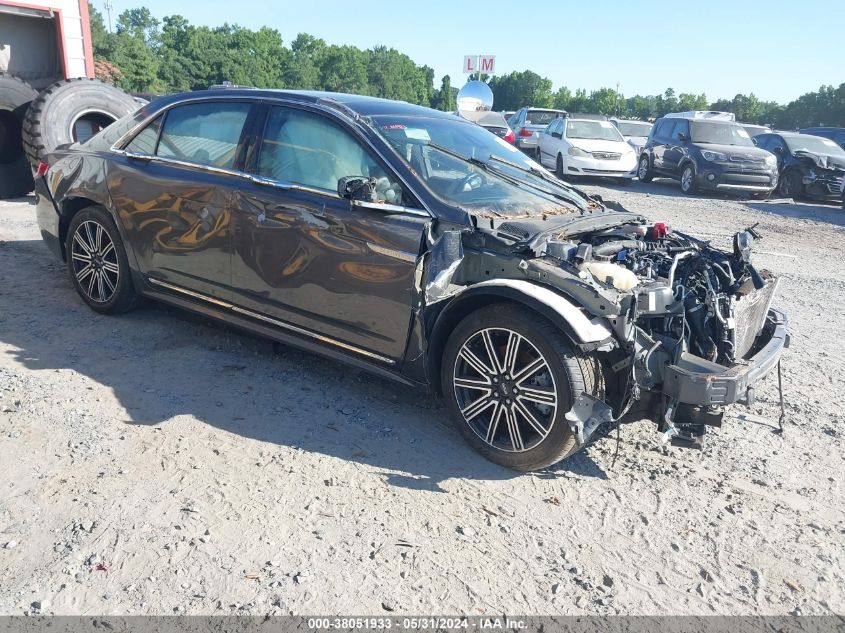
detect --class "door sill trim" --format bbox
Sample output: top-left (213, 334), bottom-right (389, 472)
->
top-left (147, 277), bottom-right (396, 365)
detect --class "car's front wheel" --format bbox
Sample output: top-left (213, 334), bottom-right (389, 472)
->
top-left (778, 170), bottom-right (803, 199)
top-left (637, 155), bottom-right (653, 182)
top-left (66, 205), bottom-right (137, 314)
top-left (555, 154), bottom-right (565, 179)
top-left (441, 303), bottom-right (604, 471)
top-left (680, 163), bottom-right (696, 194)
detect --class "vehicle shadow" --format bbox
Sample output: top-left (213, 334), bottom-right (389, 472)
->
top-left (0, 238), bottom-right (612, 489)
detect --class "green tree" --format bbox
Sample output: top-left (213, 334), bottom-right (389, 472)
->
top-left (433, 75), bottom-right (455, 112)
top-left (552, 86), bottom-right (571, 110)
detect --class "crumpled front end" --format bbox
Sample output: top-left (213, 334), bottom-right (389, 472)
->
top-left (419, 207), bottom-right (789, 452)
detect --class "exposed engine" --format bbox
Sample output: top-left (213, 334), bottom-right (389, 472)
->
top-left (544, 220), bottom-right (778, 369)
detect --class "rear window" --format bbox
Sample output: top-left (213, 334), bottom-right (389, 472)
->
top-left (156, 102), bottom-right (251, 169)
top-left (526, 110), bottom-right (562, 126)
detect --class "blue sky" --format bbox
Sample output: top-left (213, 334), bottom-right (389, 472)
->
top-left (99, 0), bottom-right (844, 104)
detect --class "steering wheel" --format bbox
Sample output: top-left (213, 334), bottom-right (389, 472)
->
top-left (448, 173), bottom-right (484, 197)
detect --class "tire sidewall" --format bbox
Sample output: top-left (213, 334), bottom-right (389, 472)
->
top-left (66, 206), bottom-right (134, 313)
top-left (680, 164), bottom-right (695, 193)
top-left (440, 304), bottom-right (580, 470)
top-left (638, 155), bottom-right (652, 181)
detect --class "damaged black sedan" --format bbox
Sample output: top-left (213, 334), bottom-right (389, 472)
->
top-left (754, 132), bottom-right (845, 201)
top-left (34, 89), bottom-right (789, 470)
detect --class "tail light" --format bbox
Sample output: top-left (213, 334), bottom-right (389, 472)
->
top-left (504, 129), bottom-right (515, 144)
top-left (36, 161), bottom-right (49, 178)
top-left (518, 128), bottom-right (533, 138)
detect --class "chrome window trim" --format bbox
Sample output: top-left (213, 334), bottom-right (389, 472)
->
top-left (147, 277), bottom-right (396, 365)
top-left (109, 92), bottom-right (434, 219)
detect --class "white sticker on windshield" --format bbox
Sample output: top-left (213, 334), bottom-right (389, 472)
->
top-left (736, 129), bottom-right (750, 138)
top-left (404, 128), bottom-right (431, 141)
top-left (493, 136), bottom-right (520, 153)
top-left (599, 121), bottom-right (613, 128)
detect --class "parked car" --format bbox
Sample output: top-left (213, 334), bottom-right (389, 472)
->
top-left (537, 114), bottom-right (637, 183)
top-left (798, 127), bottom-right (845, 151)
top-left (638, 113), bottom-right (779, 196)
top-left (507, 107), bottom-right (566, 152)
top-left (460, 110), bottom-right (515, 144)
top-left (610, 118), bottom-right (653, 157)
top-left (34, 88), bottom-right (788, 470)
top-left (740, 123), bottom-right (771, 138)
top-left (754, 132), bottom-right (845, 200)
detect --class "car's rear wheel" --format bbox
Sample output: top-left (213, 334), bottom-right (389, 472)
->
top-left (637, 155), bottom-right (653, 182)
top-left (535, 146), bottom-right (542, 165)
top-left (441, 303), bottom-right (604, 471)
top-left (778, 170), bottom-right (802, 199)
top-left (680, 163), bottom-right (696, 194)
top-left (555, 154), bottom-right (564, 179)
top-left (66, 206), bottom-right (138, 314)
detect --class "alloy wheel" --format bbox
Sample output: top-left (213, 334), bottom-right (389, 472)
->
top-left (638, 157), bottom-right (649, 179)
top-left (70, 220), bottom-right (120, 303)
top-left (681, 166), bottom-right (693, 192)
top-left (452, 327), bottom-right (558, 453)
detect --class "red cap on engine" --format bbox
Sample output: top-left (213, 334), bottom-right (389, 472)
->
top-left (649, 222), bottom-right (669, 240)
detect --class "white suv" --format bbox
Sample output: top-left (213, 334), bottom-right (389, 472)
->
top-left (536, 116), bottom-right (638, 183)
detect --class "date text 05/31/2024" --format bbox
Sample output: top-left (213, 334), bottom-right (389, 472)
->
top-left (307, 617), bottom-right (527, 630)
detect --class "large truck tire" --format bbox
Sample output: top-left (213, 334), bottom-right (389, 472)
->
top-left (22, 78), bottom-right (138, 168)
top-left (0, 73), bottom-right (38, 199)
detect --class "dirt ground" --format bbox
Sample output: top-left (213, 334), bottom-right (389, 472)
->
top-left (0, 179), bottom-right (843, 617)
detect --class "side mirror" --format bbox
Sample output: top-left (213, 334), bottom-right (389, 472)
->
top-left (552, 131), bottom-right (562, 139)
top-left (677, 132), bottom-right (688, 142)
top-left (774, 146), bottom-right (784, 154)
top-left (338, 176), bottom-right (377, 202)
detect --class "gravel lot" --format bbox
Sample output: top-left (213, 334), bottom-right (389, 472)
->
top-left (0, 179), bottom-right (843, 616)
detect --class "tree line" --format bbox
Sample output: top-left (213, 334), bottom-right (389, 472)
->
top-left (91, 7), bottom-right (844, 129)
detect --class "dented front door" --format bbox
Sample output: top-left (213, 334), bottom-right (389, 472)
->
top-left (230, 185), bottom-right (428, 360)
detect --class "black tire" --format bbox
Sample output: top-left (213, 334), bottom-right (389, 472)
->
top-left (680, 163), bottom-right (697, 194)
top-left (0, 73), bottom-right (37, 199)
top-left (22, 78), bottom-right (138, 168)
top-left (637, 155), bottom-right (653, 182)
top-left (778, 170), bottom-right (803, 199)
top-left (440, 303), bottom-right (604, 471)
top-left (555, 153), bottom-right (564, 179)
top-left (66, 206), bottom-right (138, 314)
top-left (535, 146), bottom-right (542, 165)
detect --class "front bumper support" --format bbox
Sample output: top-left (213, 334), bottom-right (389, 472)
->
top-left (661, 309), bottom-right (789, 407)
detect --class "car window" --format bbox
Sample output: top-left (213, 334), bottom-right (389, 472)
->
top-left (156, 102), bottom-right (251, 169)
top-left (653, 120), bottom-right (670, 141)
top-left (754, 135), bottom-right (771, 150)
top-left (124, 116), bottom-right (162, 154)
top-left (258, 106), bottom-right (401, 201)
top-left (526, 110), bottom-right (561, 126)
top-left (87, 111), bottom-right (144, 151)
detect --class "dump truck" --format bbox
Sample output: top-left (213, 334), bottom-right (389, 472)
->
top-left (0, 0), bottom-right (136, 198)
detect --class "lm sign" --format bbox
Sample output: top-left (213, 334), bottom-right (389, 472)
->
top-left (463, 55), bottom-right (495, 74)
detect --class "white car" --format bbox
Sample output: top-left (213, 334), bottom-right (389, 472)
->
top-left (610, 118), bottom-right (653, 158)
top-left (536, 116), bottom-right (638, 183)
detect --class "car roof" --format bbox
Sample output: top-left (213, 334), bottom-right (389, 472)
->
top-left (149, 88), bottom-right (458, 120)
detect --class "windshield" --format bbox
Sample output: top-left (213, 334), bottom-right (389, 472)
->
top-left (690, 121), bottom-right (754, 146)
top-left (371, 114), bottom-right (590, 217)
top-left (615, 121), bottom-right (652, 137)
top-left (565, 120), bottom-right (625, 142)
top-left (785, 135), bottom-right (845, 156)
top-left (526, 110), bottom-right (563, 126)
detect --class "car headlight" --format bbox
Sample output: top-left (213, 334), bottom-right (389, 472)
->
top-left (701, 150), bottom-right (728, 162)
top-left (765, 154), bottom-right (777, 167)
top-left (568, 146), bottom-right (590, 157)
